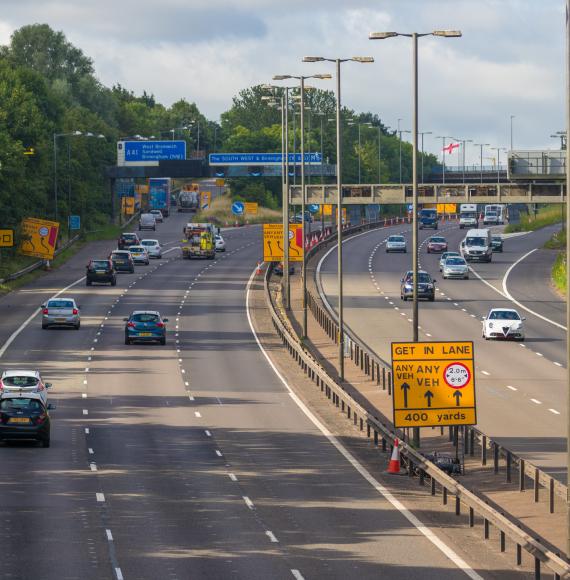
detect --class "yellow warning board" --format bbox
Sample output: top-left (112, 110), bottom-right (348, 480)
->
top-left (18, 218), bottom-right (60, 260)
top-left (122, 197), bottom-right (135, 215)
top-left (263, 224), bottom-right (303, 262)
top-left (391, 341), bottom-right (476, 428)
top-left (437, 203), bottom-right (457, 214)
top-left (215, 178), bottom-right (225, 187)
top-left (200, 191), bottom-right (211, 210)
top-left (0, 229), bottom-right (14, 247)
top-left (323, 204), bottom-right (333, 216)
top-left (244, 202), bottom-right (258, 215)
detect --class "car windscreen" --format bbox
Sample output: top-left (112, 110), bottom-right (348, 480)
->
top-left (2, 376), bottom-right (39, 387)
top-left (91, 260), bottom-right (109, 269)
top-left (405, 273), bottom-right (431, 283)
top-left (141, 241), bottom-right (157, 246)
top-left (442, 252), bottom-right (459, 259)
top-left (389, 236), bottom-right (404, 242)
top-left (492, 236), bottom-right (502, 241)
top-left (0, 398), bottom-right (42, 411)
top-left (420, 210), bottom-right (436, 217)
top-left (466, 237), bottom-right (486, 246)
top-left (129, 247), bottom-right (145, 252)
top-left (111, 252), bottom-right (129, 258)
top-left (489, 311), bottom-right (520, 320)
top-left (431, 238), bottom-right (446, 243)
top-left (122, 234), bottom-right (137, 240)
top-left (47, 300), bottom-right (74, 308)
top-left (131, 314), bottom-right (159, 323)
top-left (446, 258), bottom-right (465, 266)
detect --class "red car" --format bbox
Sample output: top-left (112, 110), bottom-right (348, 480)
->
top-left (427, 236), bottom-right (448, 253)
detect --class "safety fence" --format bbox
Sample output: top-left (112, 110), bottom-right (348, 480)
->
top-left (305, 219), bottom-right (567, 517)
top-left (265, 264), bottom-right (569, 578)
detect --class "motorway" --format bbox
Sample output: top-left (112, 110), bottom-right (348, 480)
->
top-left (0, 211), bottom-right (506, 579)
top-left (318, 220), bottom-right (567, 481)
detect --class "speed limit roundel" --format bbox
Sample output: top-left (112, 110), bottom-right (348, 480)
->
top-left (443, 362), bottom-right (470, 389)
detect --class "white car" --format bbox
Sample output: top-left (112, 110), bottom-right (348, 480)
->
top-left (385, 235), bottom-right (407, 253)
top-left (482, 308), bottom-right (525, 341)
top-left (129, 245), bottom-right (150, 265)
top-left (150, 209), bottom-right (164, 223)
top-left (442, 256), bottom-right (469, 279)
top-left (0, 370), bottom-right (51, 405)
top-left (140, 239), bottom-right (162, 259)
top-left (439, 251), bottom-right (461, 271)
top-left (215, 234), bottom-right (226, 252)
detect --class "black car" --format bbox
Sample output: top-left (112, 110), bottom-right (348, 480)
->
top-left (110, 250), bottom-right (135, 273)
top-left (400, 270), bottom-right (436, 301)
top-left (0, 395), bottom-right (53, 447)
top-left (274, 262), bottom-right (295, 276)
top-left (86, 259), bottom-right (117, 286)
top-left (491, 235), bottom-right (503, 252)
top-left (118, 232), bottom-right (140, 250)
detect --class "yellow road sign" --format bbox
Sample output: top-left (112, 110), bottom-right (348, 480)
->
top-left (263, 224), bottom-right (303, 262)
top-left (200, 191), bottom-right (211, 210)
top-left (121, 197), bottom-right (135, 215)
top-left (244, 202), bottom-right (258, 215)
top-left (323, 204), bottom-right (333, 216)
top-left (391, 341), bottom-right (476, 428)
top-left (437, 203), bottom-right (457, 214)
top-left (18, 218), bottom-right (59, 260)
top-left (0, 230), bottom-right (14, 247)
top-left (215, 178), bottom-right (225, 187)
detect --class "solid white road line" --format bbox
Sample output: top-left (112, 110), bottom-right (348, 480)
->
top-left (245, 266), bottom-right (482, 580)
top-left (549, 409), bottom-right (561, 415)
top-left (205, 430), bottom-right (211, 437)
top-left (266, 530), bottom-right (279, 543)
top-left (291, 570), bottom-right (305, 580)
top-left (115, 568), bottom-right (124, 580)
top-left (530, 399), bottom-right (542, 405)
top-left (506, 386), bottom-right (517, 391)
top-left (228, 473), bottom-right (238, 482)
top-left (106, 529), bottom-right (113, 541)
top-left (243, 496), bottom-right (254, 509)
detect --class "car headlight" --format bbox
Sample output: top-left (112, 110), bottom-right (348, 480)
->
top-left (404, 284), bottom-right (412, 289)
top-left (488, 322), bottom-right (493, 329)
top-left (427, 284), bottom-right (433, 289)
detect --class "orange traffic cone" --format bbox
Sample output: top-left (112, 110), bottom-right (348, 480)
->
top-left (256, 262), bottom-right (262, 275)
top-left (387, 439), bottom-right (401, 474)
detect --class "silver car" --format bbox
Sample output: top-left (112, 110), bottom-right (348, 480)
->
top-left (386, 235), bottom-right (407, 253)
top-left (139, 213), bottom-right (156, 231)
top-left (150, 209), bottom-right (164, 223)
top-left (129, 245), bottom-right (150, 265)
top-left (140, 239), bottom-right (162, 259)
top-left (439, 251), bottom-right (461, 272)
top-left (0, 370), bottom-right (51, 405)
top-left (442, 256), bottom-right (469, 279)
top-left (42, 298), bottom-right (80, 329)
top-left (215, 234), bottom-right (226, 252)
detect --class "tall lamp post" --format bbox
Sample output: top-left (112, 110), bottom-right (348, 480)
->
top-left (273, 73), bottom-right (332, 339)
top-left (452, 137), bottom-right (473, 183)
top-left (53, 131), bottom-right (83, 222)
top-left (510, 115), bottom-right (515, 150)
top-left (436, 135), bottom-right (455, 184)
top-left (371, 29), bottom-right (461, 449)
top-left (565, 0), bottom-right (570, 554)
top-left (397, 118), bottom-right (411, 184)
top-left (490, 147), bottom-right (507, 183)
top-left (474, 143), bottom-right (490, 183)
top-left (418, 131), bottom-right (432, 183)
top-left (303, 56), bottom-right (374, 380)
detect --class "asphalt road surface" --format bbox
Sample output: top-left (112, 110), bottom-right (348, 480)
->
top-left (318, 220), bottom-right (567, 481)
top-left (0, 213), bottom-right (498, 579)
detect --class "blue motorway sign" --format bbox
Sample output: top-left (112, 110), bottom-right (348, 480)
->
top-left (231, 201), bottom-right (245, 216)
top-left (121, 140), bottom-right (186, 162)
top-left (69, 215), bottom-right (81, 230)
top-left (308, 204), bottom-right (320, 214)
top-left (209, 152), bottom-right (322, 166)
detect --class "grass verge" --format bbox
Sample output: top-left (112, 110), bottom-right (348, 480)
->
top-left (505, 205), bottom-right (564, 233)
top-left (192, 195), bottom-right (282, 226)
top-left (552, 251), bottom-right (567, 295)
top-left (544, 227), bottom-right (566, 250)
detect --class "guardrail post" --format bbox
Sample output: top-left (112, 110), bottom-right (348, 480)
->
top-left (484, 518), bottom-right (489, 539)
top-left (534, 468), bottom-right (539, 503)
top-left (469, 428), bottom-right (475, 456)
top-left (374, 430), bottom-right (378, 446)
top-left (448, 426), bottom-right (453, 442)
top-left (469, 507), bottom-right (474, 527)
top-left (431, 477), bottom-right (436, 496)
top-left (516, 544), bottom-right (522, 566)
top-left (494, 444), bottom-right (499, 474)
top-left (367, 424), bottom-right (371, 438)
top-left (455, 496), bottom-right (460, 516)
top-left (549, 479), bottom-right (554, 514)
top-left (371, 360), bottom-right (375, 381)
top-left (500, 530), bottom-right (505, 553)
top-left (482, 435), bottom-right (487, 465)
top-left (382, 367), bottom-right (386, 390)
top-left (388, 371), bottom-right (392, 396)
top-left (347, 405), bottom-right (351, 419)
top-left (506, 451), bottom-right (512, 483)
top-left (443, 487), bottom-right (448, 505)
top-left (534, 557), bottom-right (540, 580)
top-left (382, 438), bottom-right (386, 452)
top-left (519, 459), bottom-right (526, 491)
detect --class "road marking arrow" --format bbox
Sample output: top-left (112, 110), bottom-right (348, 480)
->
top-left (453, 391), bottom-right (462, 406)
top-left (424, 390), bottom-right (434, 407)
top-left (401, 382), bottom-right (410, 408)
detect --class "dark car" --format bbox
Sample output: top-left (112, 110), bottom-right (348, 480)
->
top-left (124, 310), bottom-right (168, 345)
top-left (427, 236), bottom-right (448, 253)
top-left (118, 232), bottom-right (140, 250)
top-left (86, 259), bottom-right (117, 286)
top-left (274, 262), bottom-right (294, 276)
top-left (110, 250), bottom-right (135, 273)
top-left (0, 394), bottom-right (53, 447)
top-left (400, 270), bottom-right (436, 301)
top-left (491, 235), bottom-right (503, 252)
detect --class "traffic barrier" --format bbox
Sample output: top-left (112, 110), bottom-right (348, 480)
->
top-left (387, 439), bottom-right (401, 474)
top-left (256, 262), bottom-right (263, 275)
top-left (264, 265), bottom-right (570, 578)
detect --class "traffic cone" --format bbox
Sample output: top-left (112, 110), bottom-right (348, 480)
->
top-left (256, 262), bottom-right (262, 275)
top-left (387, 439), bottom-right (401, 474)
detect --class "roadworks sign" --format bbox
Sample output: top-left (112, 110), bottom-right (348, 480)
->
top-left (0, 229), bottom-right (14, 247)
top-left (244, 202), bottom-right (258, 215)
top-left (18, 218), bottom-right (59, 260)
top-left (391, 341), bottom-right (476, 428)
top-left (263, 224), bottom-right (303, 262)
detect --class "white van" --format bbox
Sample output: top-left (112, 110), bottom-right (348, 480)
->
top-left (459, 204), bottom-right (478, 229)
top-left (483, 204), bottom-right (505, 225)
top-left (461, 229), bottom-right (492, 263)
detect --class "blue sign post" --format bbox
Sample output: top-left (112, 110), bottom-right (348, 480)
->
top-left (120, 141), bottom-right (186, 163)
top-left (231, 201), bottom-right (245, 216)
top-left (209, 152), bottom-right (322, 166)
top-left (69, 215), bottom-right (81, 230)
top-left (308, 204), bottom-right (320, 214)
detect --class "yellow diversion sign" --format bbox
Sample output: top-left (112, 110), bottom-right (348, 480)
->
top-left (391, 341), bottom-right (477, 428)
top-left (263, 224), bottom-right (303, 262)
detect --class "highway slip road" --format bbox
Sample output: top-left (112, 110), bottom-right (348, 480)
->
top-left (319, 222), bottom-right (567, 482)
top-left (0, 213), bottom-right (523, 579)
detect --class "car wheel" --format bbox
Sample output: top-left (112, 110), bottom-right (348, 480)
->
top-left (130, 268), bottom-right (135, 273)
top-left (42, 323), bottom-right (48, 329)
top-left (75, 322), bottom-right (80, 330)
top-left (86, 280), bottom-right (92, 286)
top-left (160, 337), bottom-right (166, 346)
top-left (125, 336), bottom-right (130, 345)
top-left (429, 296), bottom-right (435, 302)
top-left (465, 275), bottom-right (469, 280)
top-left (42, 438), bottom-right (50, 448)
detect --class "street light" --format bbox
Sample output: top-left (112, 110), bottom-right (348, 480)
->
top-left (396, 118), bottom-right (411, 184)
top-left (474, 143), bottom-right (490, 183)
top-left (452, 137), bottom-right (473, 183)
top-left (490, 147), bottom-right (507, 183)
top-left (273, 73), bottom-right (332, 339)
top-left (510, 115), bottom-right (515, 150)
top-left (369, 30), bottom-right (461, 344)
top-left (418, 131), bottom-right (432, 183)
top-left (303, 56), bottom-right (374, 380)
top-left (436, 135), bottom-right (455, 184)
top-left (551, 131), bottom-right (567, 150)
top-left (53, 131), bottom-right (83, 222)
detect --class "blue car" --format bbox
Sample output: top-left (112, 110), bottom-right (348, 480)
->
top-left (124, 311), bottom-right (168, 345)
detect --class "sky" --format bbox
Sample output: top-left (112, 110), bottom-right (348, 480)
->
top-left (0, 0), bottom-right (565, 165)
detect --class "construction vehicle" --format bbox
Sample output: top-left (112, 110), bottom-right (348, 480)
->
top-left (178, 189), bottom-right (199, 212)
top-left (181, 223), bottom-right (215, 259)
